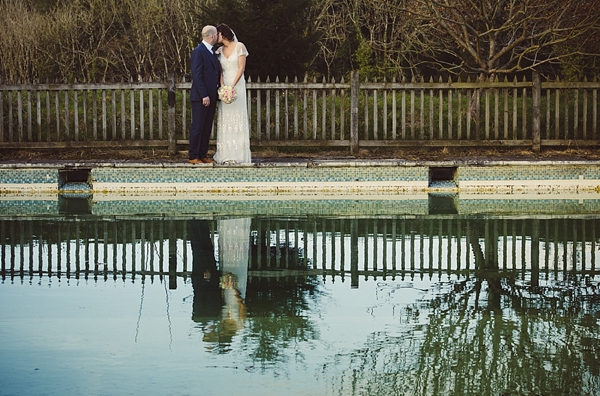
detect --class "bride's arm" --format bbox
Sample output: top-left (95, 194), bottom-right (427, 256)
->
top-left (232, 44), bottom-right (247, 87)
top-left (232, 56), bottom-right (246, 87)
top-left (216, 48), bottom-right (225, 86)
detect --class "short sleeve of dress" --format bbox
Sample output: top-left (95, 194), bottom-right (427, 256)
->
top-left (236, 42), bottom-right (249, 57)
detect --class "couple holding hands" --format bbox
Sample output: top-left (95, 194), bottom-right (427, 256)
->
top-left (188, 24), bottom-right (252, 165)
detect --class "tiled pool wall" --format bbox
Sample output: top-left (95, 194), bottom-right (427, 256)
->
top-left (1, 160), bottom-right (600, 195)
top-left (1, 160), bottom-right (600, 216)
top-left (90, 163), bottom-right (428, 195)
top-left (2, 195), bottom-right (600, 217)
top-left (456, 163), bottom-right (600, 192)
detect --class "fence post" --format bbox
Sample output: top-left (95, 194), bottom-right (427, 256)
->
top-left (532, 71), bottom-right (541, 152)
top-left (168, 72), bottom-right (177, 155)
top-left (350, 71), bottom-right (359, 155)
top-left (350, 218), bottom-right (359, 288)
top-left (169, 219), bottom-right (178, 290)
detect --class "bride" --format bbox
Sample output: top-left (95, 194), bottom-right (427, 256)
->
top-left (214, 23), bottom-right (252, 165)
top-left (217, 217), bottom-right (250, 339)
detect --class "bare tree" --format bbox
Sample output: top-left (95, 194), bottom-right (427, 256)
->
top-left (311, 0), bottom-right (354, 78)
top-left (311, 0), bottom-right (441, 79)
top-left (4, 0), bottom-right (599, 82)
top-left (37, 2), bottom-right (118, 82)
top-left (311, 0), bottom-right (600, 80)
top-left (351, 0), bottom-right (436, 78)
top-left (153, 0), bottom-right (201, 78)
top-left (153, 0), bottom-right (220, 78)
top-left (105, 0), bottom-right (214, 80)
top-left (404, 0), bottom-right (600, 80)
top-left (0, 0), bottom-right (41, 81)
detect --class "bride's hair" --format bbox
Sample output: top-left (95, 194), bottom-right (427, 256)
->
top-left (217, 23), bottom-right (235, 42)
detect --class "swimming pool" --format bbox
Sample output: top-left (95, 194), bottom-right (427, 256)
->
top-left (1, 197), bottom-right (599, 395)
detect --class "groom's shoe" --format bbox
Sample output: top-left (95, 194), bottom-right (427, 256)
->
top-left (201, 157), bottom-right (217, 164)
top-left (188, 158), bottom-right (202, 164)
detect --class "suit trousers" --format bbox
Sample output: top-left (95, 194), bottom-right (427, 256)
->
top-left (189, 100), bottom-right (216, 159)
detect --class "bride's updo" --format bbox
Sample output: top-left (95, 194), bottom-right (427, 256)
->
top-left (217, 23), bottom-right (235, 42)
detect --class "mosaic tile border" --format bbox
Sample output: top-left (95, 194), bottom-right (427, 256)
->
top-left (0, 197), bottom-right (59, 216)
top-left (2, 195), bottom-right (600, 217)
top-left (91, 181), bottom-right (428, 195)
top-left (91, 197), bottom-right (430, 216)
top-left (91, 165), bottom-right (428, 184)
top-left (0, 161), bottom-right (599, 195)
top-left (0, 168), bottom-right (58, 183)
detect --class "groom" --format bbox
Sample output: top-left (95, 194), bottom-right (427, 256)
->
top-left (189, 25), bottom-right (220, 164)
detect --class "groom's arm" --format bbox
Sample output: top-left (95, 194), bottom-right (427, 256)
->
top-left (191, 48), bottom-right (209, 101)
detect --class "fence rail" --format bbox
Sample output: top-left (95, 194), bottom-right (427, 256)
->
top-left (1, 73), bottom-right (599, 154)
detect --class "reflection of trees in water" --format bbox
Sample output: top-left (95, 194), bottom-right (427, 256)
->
top-left (241, 275), bottom-right (322, 372)
top-left (320, 218), bottom-right (600, 396)
top-left (4, 215), bottom-right (599, 391)
top-left (322, 274), bottom-right (600, 395)
top-left (419, 275), bottom-right (599, 395)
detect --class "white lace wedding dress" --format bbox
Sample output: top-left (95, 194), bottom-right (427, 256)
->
top-left (217, 218), bottom-right (251, 334)
top-left (214, 43), bottom-right (252, 165)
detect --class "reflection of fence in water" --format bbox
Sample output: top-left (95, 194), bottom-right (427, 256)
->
top-left (0, 216), bottom-right (598, 280)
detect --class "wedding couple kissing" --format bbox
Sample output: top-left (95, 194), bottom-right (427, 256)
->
top-left (188, 24), bottom-right (252, 165)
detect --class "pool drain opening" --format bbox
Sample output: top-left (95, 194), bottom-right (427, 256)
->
top-left (59, 168), bottom-right (92, 191)
top-left (428, 194), bottom-right (458, 214)
top-left (429, 167), bottom-right (457, 188)
top-left (58, 195), bottom-right (92, 214)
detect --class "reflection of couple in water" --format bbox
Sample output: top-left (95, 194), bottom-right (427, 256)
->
top-left (190, 218), bottom-right (250, 346)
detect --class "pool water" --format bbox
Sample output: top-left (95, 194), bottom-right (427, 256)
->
top-left (1, 211), bottom-right (599, 395)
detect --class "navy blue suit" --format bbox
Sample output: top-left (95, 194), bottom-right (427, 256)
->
top-left (189, 43), bottom-right (220, 160)
top-left (189, 220), bottom-right (222, 321)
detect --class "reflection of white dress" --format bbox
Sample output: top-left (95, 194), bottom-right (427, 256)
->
top-left (214, 43), bottom-right (252, 165)
top-left (218, 218), bottom-right (251, 332)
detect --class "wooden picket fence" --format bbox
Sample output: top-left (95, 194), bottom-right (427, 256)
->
top-left (0, 72), bottom-right (598, 154)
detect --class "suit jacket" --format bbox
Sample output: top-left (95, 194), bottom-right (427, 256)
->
top-left (190, 43), bottom-right (220, 102)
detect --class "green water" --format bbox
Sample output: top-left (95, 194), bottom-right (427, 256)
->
top-left (1, 205), bottom-right (599, 395)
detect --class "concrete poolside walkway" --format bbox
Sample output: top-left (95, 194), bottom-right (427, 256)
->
top-left (1, 156), bottom-right (600, 196)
